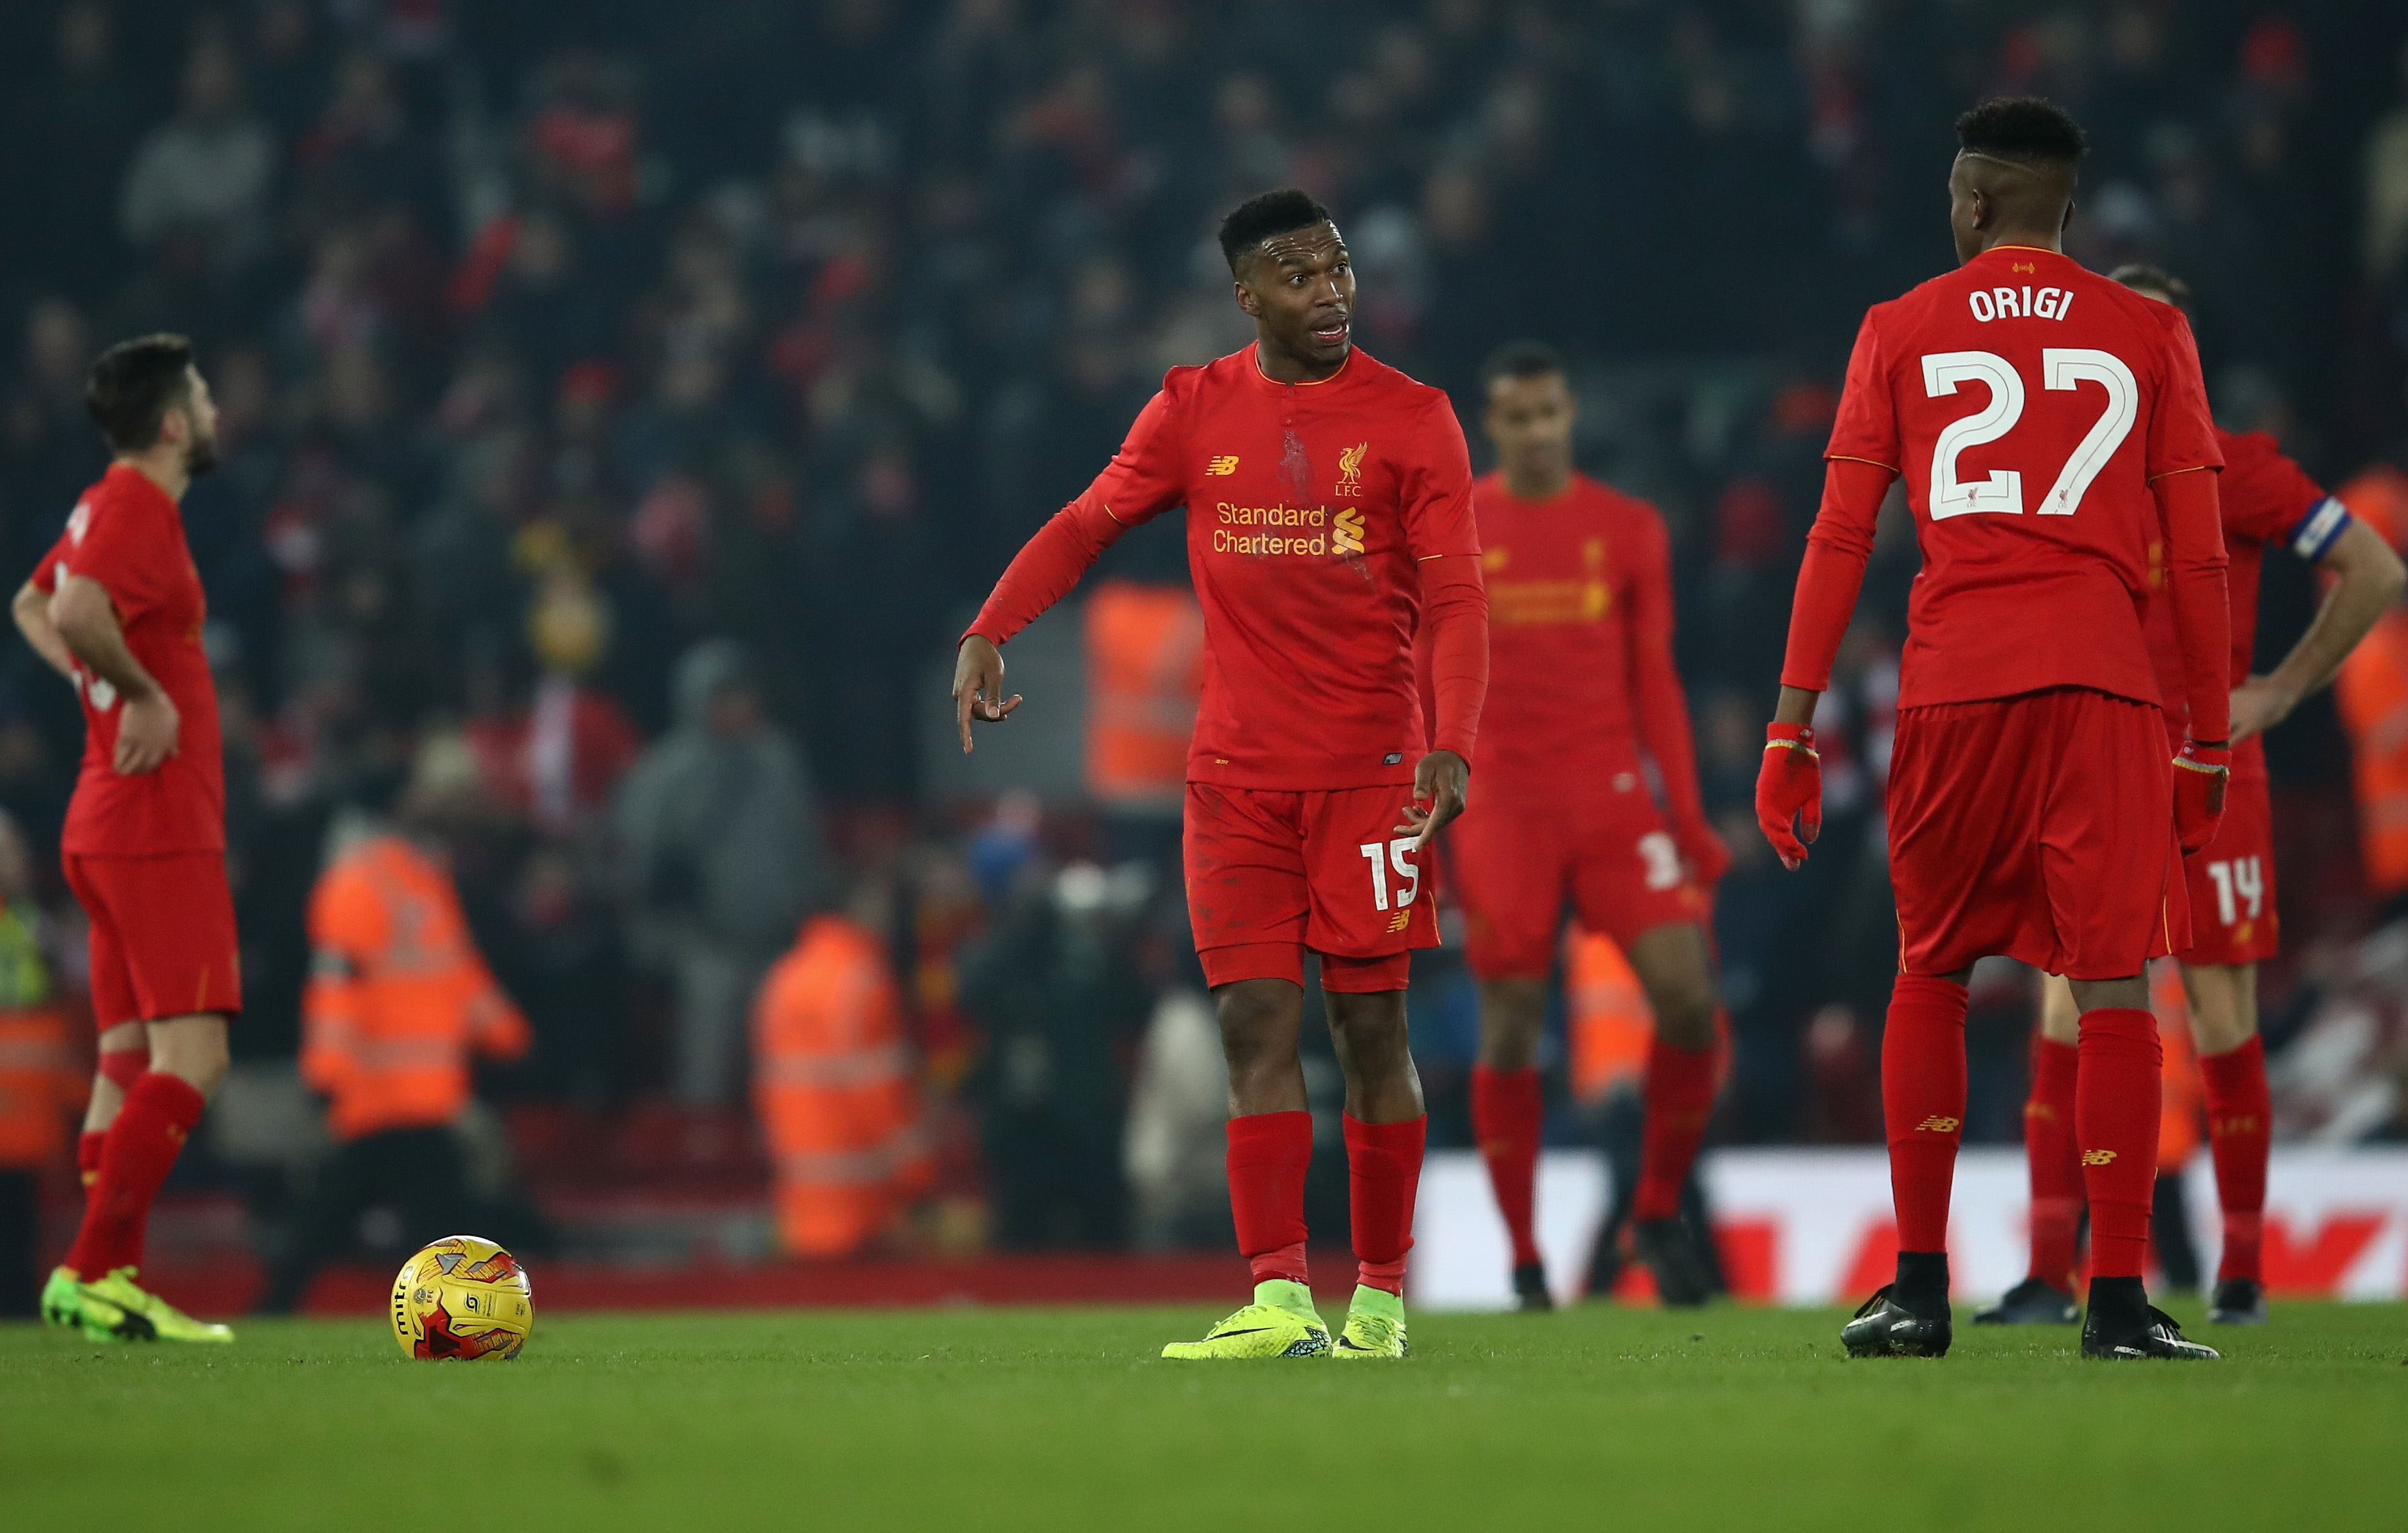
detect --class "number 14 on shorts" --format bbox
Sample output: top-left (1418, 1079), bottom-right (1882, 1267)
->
top-left (1359, 838), bottom-right (1422, 924)
top-left (2205, 856), bottom-right (2263, 927)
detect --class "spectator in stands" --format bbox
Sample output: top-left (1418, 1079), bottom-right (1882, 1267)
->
top-left (614, 640), bottom-right (830, 1104)
top-left (119, 37), bottom-right (278, 282)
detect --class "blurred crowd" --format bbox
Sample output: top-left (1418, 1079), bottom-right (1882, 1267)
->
top-left (5, 0), bottom-right (2408, 1272)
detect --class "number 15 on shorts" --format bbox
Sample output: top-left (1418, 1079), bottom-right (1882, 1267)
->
top-left (1360, 838), bottom-right (1421, 921)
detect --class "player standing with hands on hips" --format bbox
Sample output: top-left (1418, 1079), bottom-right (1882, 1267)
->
top-left (955, 189), bottom-right (1487, 1360)
top-left (16, 335), bottom-right (239, 1344)
top-left (1759, 99), bottom-right (2230, 1361)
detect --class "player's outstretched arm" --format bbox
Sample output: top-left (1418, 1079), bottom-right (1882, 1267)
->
top-left (2156, 466), bottom-right (2233, 851)
top-left (48, 571), bottom-right (178, 774)
top-left (10, 581), bottom-right (75, 681)
top-left (2232, 518), bottom-right (2407, 741)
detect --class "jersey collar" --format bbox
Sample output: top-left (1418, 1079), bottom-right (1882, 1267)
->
top-left (1248, 341), bottom-right (1355, 390)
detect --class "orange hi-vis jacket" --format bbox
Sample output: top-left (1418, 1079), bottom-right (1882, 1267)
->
top-left (0, 1008), bottom-right (81, 1169)
top-left (1566, 929), bottom-right (1653, 1105)
top-left (753, 916), bottom-right (930, 1259)
top-left (301, 833), bottom-right (531, 1141)
top-left (2335, 468), bottom-right (2408, 897)
top-left (1082, 580), bottom-right (1204, 808)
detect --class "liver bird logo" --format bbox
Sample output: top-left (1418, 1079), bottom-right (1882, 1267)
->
top-left (1337, 442), bottom-right (1369, 491)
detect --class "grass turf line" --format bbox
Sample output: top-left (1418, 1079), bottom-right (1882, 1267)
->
top-left (5, 1299), bottom-right (2404, 1530)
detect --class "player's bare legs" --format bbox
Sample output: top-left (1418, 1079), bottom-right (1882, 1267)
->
top-left (1215, 978), bottom-right (1309, 1117)
top-left (1324, 989), bottom-right (1424, 1123)
top-left (1475, 979), bottom-right (1546, 1071)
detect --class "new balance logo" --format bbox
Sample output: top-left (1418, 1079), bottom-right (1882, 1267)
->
top-left (1915, 1115), bottom-right (1960, 1133)
top-left (1387, 911), bottom-right (1410, 933)
top-left (2082, 1148), bottom-right (2117, 1166)
top-left (1208, 455), bottom-right (1240, 475)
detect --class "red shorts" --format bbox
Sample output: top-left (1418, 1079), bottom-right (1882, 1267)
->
top-left (1185, 782), bottom-right (1436, 992)
top-left (64, 851), bottom-right (242, 1030)
top-left (2178, 765), bottom-right (2277, 967)
top-left (1887, 689), bottom-right (2187, 981)
top-left (1448, 772), bottom-right (1709, 979)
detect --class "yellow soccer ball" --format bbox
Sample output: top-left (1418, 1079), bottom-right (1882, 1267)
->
top-left (390, 1235), bottom-right (533, 1361)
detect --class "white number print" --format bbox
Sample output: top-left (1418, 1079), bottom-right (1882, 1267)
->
top-left (2204, 857), bottom-right (2265, 927)
top-left (1921, 347), bottom-right (2139, 521)
top-left (1358, 838), bottom-right (1423, 913)
top-left (1637, 831), bottom-right (1683, 892)
top-left (1922, 351), bottom-right (2026, 518)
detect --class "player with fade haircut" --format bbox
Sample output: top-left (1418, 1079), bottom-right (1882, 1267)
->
top-left (1448, 340), bottom-right (1730, 1310)
top-left (1981, 265), bottom-right (2405, 1329)
top-left (953, 189), bottom-right (1488, 1359)
top-left (1760, 97), bottom-right (2232, 1361)
top-left (14, 335), bottom-right (239, 1344)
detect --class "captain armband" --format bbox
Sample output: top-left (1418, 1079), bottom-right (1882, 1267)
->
top-left (2287, 496), bottom-right (2352, 563)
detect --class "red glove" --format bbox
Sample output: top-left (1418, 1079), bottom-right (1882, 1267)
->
top-left (2173, 739), bottom-right (2230, 855)
top-left (1675, 819), bottom-right (1732, 889)
top-left (1755, 723), bottom-right (1822, 871)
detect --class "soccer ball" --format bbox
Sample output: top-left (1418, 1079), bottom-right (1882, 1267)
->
top-left (390, 1235), bottom-right (533, 1361)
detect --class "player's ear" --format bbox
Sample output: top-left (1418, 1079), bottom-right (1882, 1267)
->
top-left (1231, 279), bottom-right (1259, 318)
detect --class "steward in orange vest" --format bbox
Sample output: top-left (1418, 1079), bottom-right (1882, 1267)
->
top-left (300, 831), bottom-right (531, 1140)
top-left (2335, 468), bottom-right (2408, 898)
top-left (0, 894), bottom-right (81, 1317)
top-left (753, 913), bottom-right (929, 1259)
top-left (263, 772), bottom-right (536, 1312)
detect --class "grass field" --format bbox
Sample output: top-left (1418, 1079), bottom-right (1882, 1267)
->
top-left (7, 1298), bottom-right (2405, 1530)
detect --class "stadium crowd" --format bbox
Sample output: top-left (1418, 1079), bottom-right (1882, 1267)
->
top-left (4, 0), bottom-right (2408, 1281)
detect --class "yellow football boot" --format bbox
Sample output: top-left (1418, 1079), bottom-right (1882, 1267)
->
top-left (85, 1268), bottom-right (234, 1344)
top-left (41, 1265), bottom-right (148, 1342)
top-left (1160, 1281), bottom-right (1331, 1360)
top-left (1331, 1285), bottom-right (1409, 1359)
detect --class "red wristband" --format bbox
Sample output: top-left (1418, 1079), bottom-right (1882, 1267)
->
top-left (1766, 723), bottom-right (1816, 753)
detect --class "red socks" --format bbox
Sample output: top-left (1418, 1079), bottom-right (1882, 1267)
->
top-left (1470, 1065), bottom-right (1542, 1265)
top-left (66, 1072), bottom-right (208, 1281)
top-left (2199, 1034), bottom-right (2271, 1283)
top-left (2075, 1007), bottom-right (2162, 1280)
top-left (2023, 1035), bottom-right (2082, 1289)
top-left (1633, 1032), bottom-right (1721, 1223)
top-left (1882, 974), bottom-right (1970, 1255)
top-left (1226, 1110), bottom-right (1312, 1285)
top-left (1345, 1113), bottom-right (1426, 1295)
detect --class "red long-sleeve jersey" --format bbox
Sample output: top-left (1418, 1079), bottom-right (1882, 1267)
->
top-left (1466, 472), bottom-right (1710, 835)
top-left (967, 345), bottom-right (1487, 790)
top-left (1783, 245), bottom-right (2230, 744)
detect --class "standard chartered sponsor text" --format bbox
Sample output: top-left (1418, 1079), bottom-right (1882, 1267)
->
top-left (1215, 501), bottom-right (1329, 556)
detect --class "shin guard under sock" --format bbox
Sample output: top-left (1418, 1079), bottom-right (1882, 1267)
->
top-left (1882, 975), bottom-right (1970, 1254)
top-left (1225, 1111), bottom-right (1313, 1287)
top-left (2024, 1034), bottom-right (2082, 1288)
top-left (1470, 1065), bottom-right (1542, 1266)
top-left (1633, 1032), bottom-right (1721, 1224)
top-left (66, 1072), bottom-right (206, 1281)
top-left (1343, 1114), bottom-right (1426, 1295)
top-left (2199, 1034), bottom-right (2271, 1283)
top-left (2075, 1008), bottom-right (2162, 1280)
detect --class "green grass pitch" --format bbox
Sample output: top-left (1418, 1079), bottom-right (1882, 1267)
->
top-left (7, 1298), bottom-right (2405, 1530)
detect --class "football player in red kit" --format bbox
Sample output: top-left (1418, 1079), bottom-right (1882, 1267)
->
top-left (1984, 265), bottom-right (2405, 1329)
top-left (13, 335), bottom-right (237, 1344)
top-left (953, 190), bottom-right (1487, 1359)
top-left (1451, 342), bottom-right (1729, 1310)
top-left (1761, 98), bottom-right (2231, 1361)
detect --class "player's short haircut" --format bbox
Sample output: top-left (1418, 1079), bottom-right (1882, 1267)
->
top-left (1218, 189), bottom-right (1335, 272)
top-left (86, 333), bottom-right (197, 453)
top-left (2109, 263), bottom-right (2192, 313)
top-left (1955, 96), bottom-right (2087, 170)
top-left (1480, 341), bottom-right (1567, 390)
